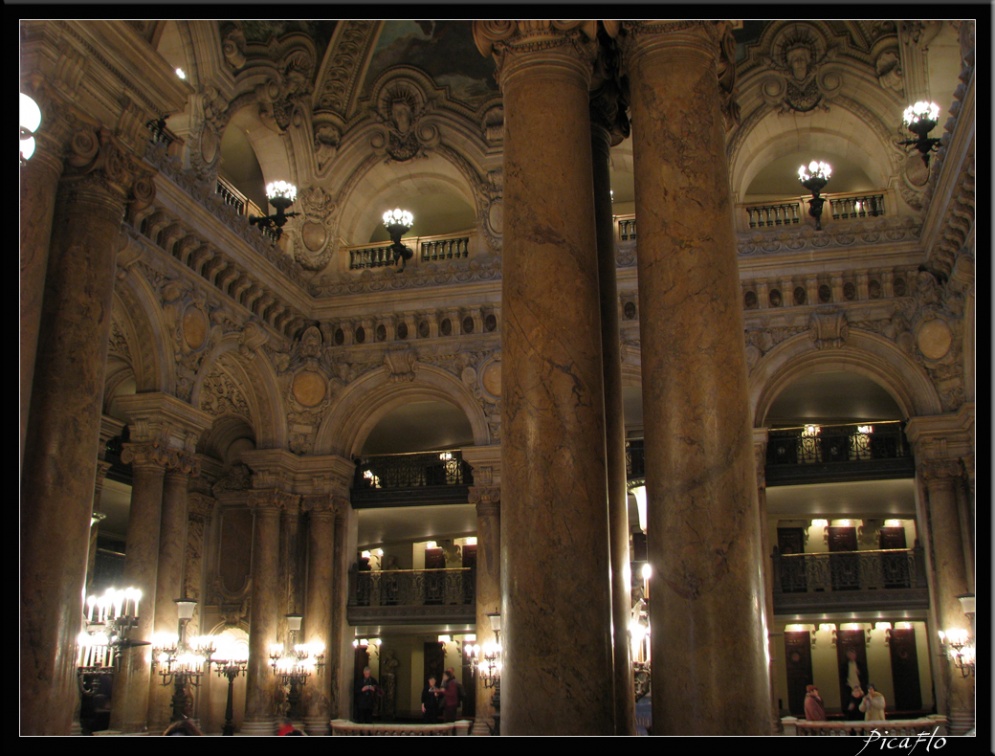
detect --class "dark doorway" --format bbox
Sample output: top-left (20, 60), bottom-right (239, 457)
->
top-left (778, 527), bottom-right (807, 592)
top-left (836, 630), bottom-right (869, 710)
top-left (353, 645), bottom-right (372, 720)
top-left (829, 526), bottom-right (859, 590)
top-left (889, 627), bottom-right (922, 711)
top-left (784, 631), bottom-right (814, 715)
top-left (879, 527), bottom-right (910, 588)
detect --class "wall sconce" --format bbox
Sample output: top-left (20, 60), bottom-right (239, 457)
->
top-left (938, 629), bottom-right (975, 678)
top-left (383, 208), bottom-right (415, 270)
top-left (151, 598), bottom-right (215, 722)
top-left (798, 161), bottom-right (832, 230)
top-left (901, 101), bottom-right (942, 168)
top-left (20, 93), bottom-right (42, 165)
top-left (249, 181), bottom-right (298, 240)
top-left (269, 614), bottom-right (325, 721)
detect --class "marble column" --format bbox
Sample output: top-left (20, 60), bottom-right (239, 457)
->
top-left (474, 20), bottom-right (614, 735)
top-left (110, 443), bottom-right (168, 733)
top-left (591, 53), bottom-right (636, 735)
top-left (19, 91), bottom-right (69, 478)
top-left (242, 490), bottom-right (296, 735)
top-left (21, 126), bottom-right (151, 735)
top-left (302, 494), bottom-right (336, 736)
top-left (919, 459), bottom-right (974, 735)
top-left (753, 430), bottom-right (782, 733)
top-left (332, 497), bottom-right (359, 721)
top-left (147, 458), bottom-right (198, 732)
top-left (621, 21), bottom-right (771, 734)
top-left (468, 485), bottom-right (500, 735)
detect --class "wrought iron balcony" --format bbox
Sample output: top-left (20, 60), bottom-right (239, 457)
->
top-left (351, 450), bottom-right (473, 508)
top-left (347, 568), bottom-right (474, 625)
top-left (765, 421), bottom-right (914, 485)
top-left (772, 546), bottom-right (928, 614)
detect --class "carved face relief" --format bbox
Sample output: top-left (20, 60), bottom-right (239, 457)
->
top-left (787, 47), bottom-right (811, 81)
top-left (391, 100), bottom-right (412, 135)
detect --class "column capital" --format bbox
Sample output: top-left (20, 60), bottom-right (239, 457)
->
top-left (247, 489), bottom-right (299, 512)
top-left (301, 492), bottom-right (338, 516)
top-left (120, 440), bottom-right (174, 469)
top-left (620, 20), bottom-right (739, 124)
top-left (116, 393), bottom-right (213, 453)
top-left (469, 485), bottom-right (501, 514)
top-left (188, 491), bottom-right (217, 520)
top-left (473, 20), bottom-right (599, 85)
top-left (62, 125), bottom-right (156, 213)
top-left (918, 458), bottom-right (964, 483)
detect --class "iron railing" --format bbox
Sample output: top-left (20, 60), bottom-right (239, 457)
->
top-left (349, 568), bottom-right (474, 608)
top-left (351, 450), bottom-right (473, 508)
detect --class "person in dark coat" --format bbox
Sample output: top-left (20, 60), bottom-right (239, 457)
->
top-left (355, 666), bottom-right (380, 723)
top-left (421, 675), bottom-right (442, 722)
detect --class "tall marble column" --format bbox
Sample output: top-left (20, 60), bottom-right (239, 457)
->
top-left (591, 42), bottom-right (636, 735)
top-left (242, 490), bottom-right (296, 735)
top-left (87, 460), bottom-right (113, 593)
top-left (302, 494), bottom-right (336, 736)
top-left (919, 458), bottom-right (974, 735)
top-left (110, 443), bottom-right (168, 733)
top-left (147, 458), bottom-right (198, 732)
top-left (331, 497), bottom-right (358, 721)
top-left (753, 430), bottom-right (782, 733)
top-left (19, 89), bottom-right (69, 477)
top-left (468, 484), bottom-right (500, 735)
top-left (474, 20), bottom-right (614, 735)
top-left (620, 21), bottom-right (771, 734)
top-left (21, 126), bottom-right (152, 735)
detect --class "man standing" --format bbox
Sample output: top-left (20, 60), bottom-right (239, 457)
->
top-left (355, 666), bottom-right (380, 723)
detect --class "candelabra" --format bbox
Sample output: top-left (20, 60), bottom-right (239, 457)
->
top-left (467, 613), bottom-right (502, 735)
top-left (270, 614), bottom-right (325, 720)
top-left (382, 208), bottom-right (415, 270)
top-left (152, 598), bottom-right (215, 722)
top-left (210, 638), bottom-right (248, 736)
top-left (798, 160), bottom-right (832, 231)
top-left (249, 181), bottom-right (298, 240)
top-left (901, 101), bottom-right (942, 168)
top-left (76, 586), bottom-right (144, 733)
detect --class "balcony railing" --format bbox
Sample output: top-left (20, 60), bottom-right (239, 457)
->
top-left (783, 716), bottom-right (948, 737)
top-left (765, 421), bottom-right (913, 485)
top-left (347, 568), bottom-right (475, 625)
top-left (746, 201), bottom-right (801, 229)
top-left (351, 450), bottom-right (473, 508)
top-left (347, 232), bottom-right (472, 271)
top-left (772, 547), bottom-right (929, 613)
top-left (830, 192), bottom-right (886, 221)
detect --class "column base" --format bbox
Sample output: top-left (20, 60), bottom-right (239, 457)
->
top-left (471, 717), bottom-right (492, 736)
top-left (948, 707), bottom-right (975, 735)
top-left (240, 717), bottom-right (276, 736)
top-left (303, 715), bottom-right (330, 735)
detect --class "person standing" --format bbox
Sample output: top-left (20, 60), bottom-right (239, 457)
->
top-left (804, 684), bottom-right (826, 721)
top-left (421, 675), bottom-right (443, 723)
top-left (355, 666), bottom-right (380, 724)
top-left (441, 669), bottom-right (459, 722)
top-left (859, 683), bottom-right (886, 720)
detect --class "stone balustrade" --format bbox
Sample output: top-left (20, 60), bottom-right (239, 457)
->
top-left (330, 719), bottom-right (473, 736)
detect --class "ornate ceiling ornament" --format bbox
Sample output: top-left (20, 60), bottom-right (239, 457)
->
top-left (760, 23), bottom-right (841, 114)
top-left (293, 185), bottom-right (337, 271)
top-left (369, 76), bottom-right (439, 162)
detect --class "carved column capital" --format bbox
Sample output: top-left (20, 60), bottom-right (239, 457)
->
top-left (918, 457), bottom-right (964, 483)
top-left (247, 489), bottom-right (299, 512)
top-left (62, 125), bottom-right (157, 214)
top-left (469, 485), bottom-right (501, 516)
top-left (301, 493), bottom-right (338, 516)
top-left (473, 20), bottom-right (599, 85)
top-left (620, 20), bottom-right (738, 124)
top-left (120, 440), bottom-right (175, 469)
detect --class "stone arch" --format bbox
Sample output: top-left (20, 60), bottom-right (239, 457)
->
top-left (105, 269), bottom-right (175, 420)
top-left (314, 364), bottom-right (490, 457)
top-left (191, 336), bottom-right (287, 449)
top-left (750, 329), bottom-right (944, 427)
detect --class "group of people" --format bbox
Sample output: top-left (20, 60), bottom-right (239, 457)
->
top-left (420, 668), bottom-right (463, 723)
top-left (804, 649), bottom-right (887, 724)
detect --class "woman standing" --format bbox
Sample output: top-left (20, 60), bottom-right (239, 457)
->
top-left (859, 683), bottom-right (887, 720)
top-left (441, 669), bottom-right (459, 722)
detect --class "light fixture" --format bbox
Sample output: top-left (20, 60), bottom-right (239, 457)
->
top-left (382, 208), bottom-right (414, 270)
top-left (250, 181), bottom-right (298, 240)
top-left (798, 160), bottom-right (832, 230)
top-left (901, 101), bottom-right (942, 168)
top-left (210, 636), bottom-right (248, 736)
top-left (20, 93), bottom-right (42, 164)
top-left (269, 613), bottom-right (325, 721)
top-left (76, 585), bottom-right (144, 716)
top-left (938, 628), bottom-right (975, 678)
top-left (151, 597), bottom-right (215, 722)
top-left (175, 67), bottom-right (186, 80)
